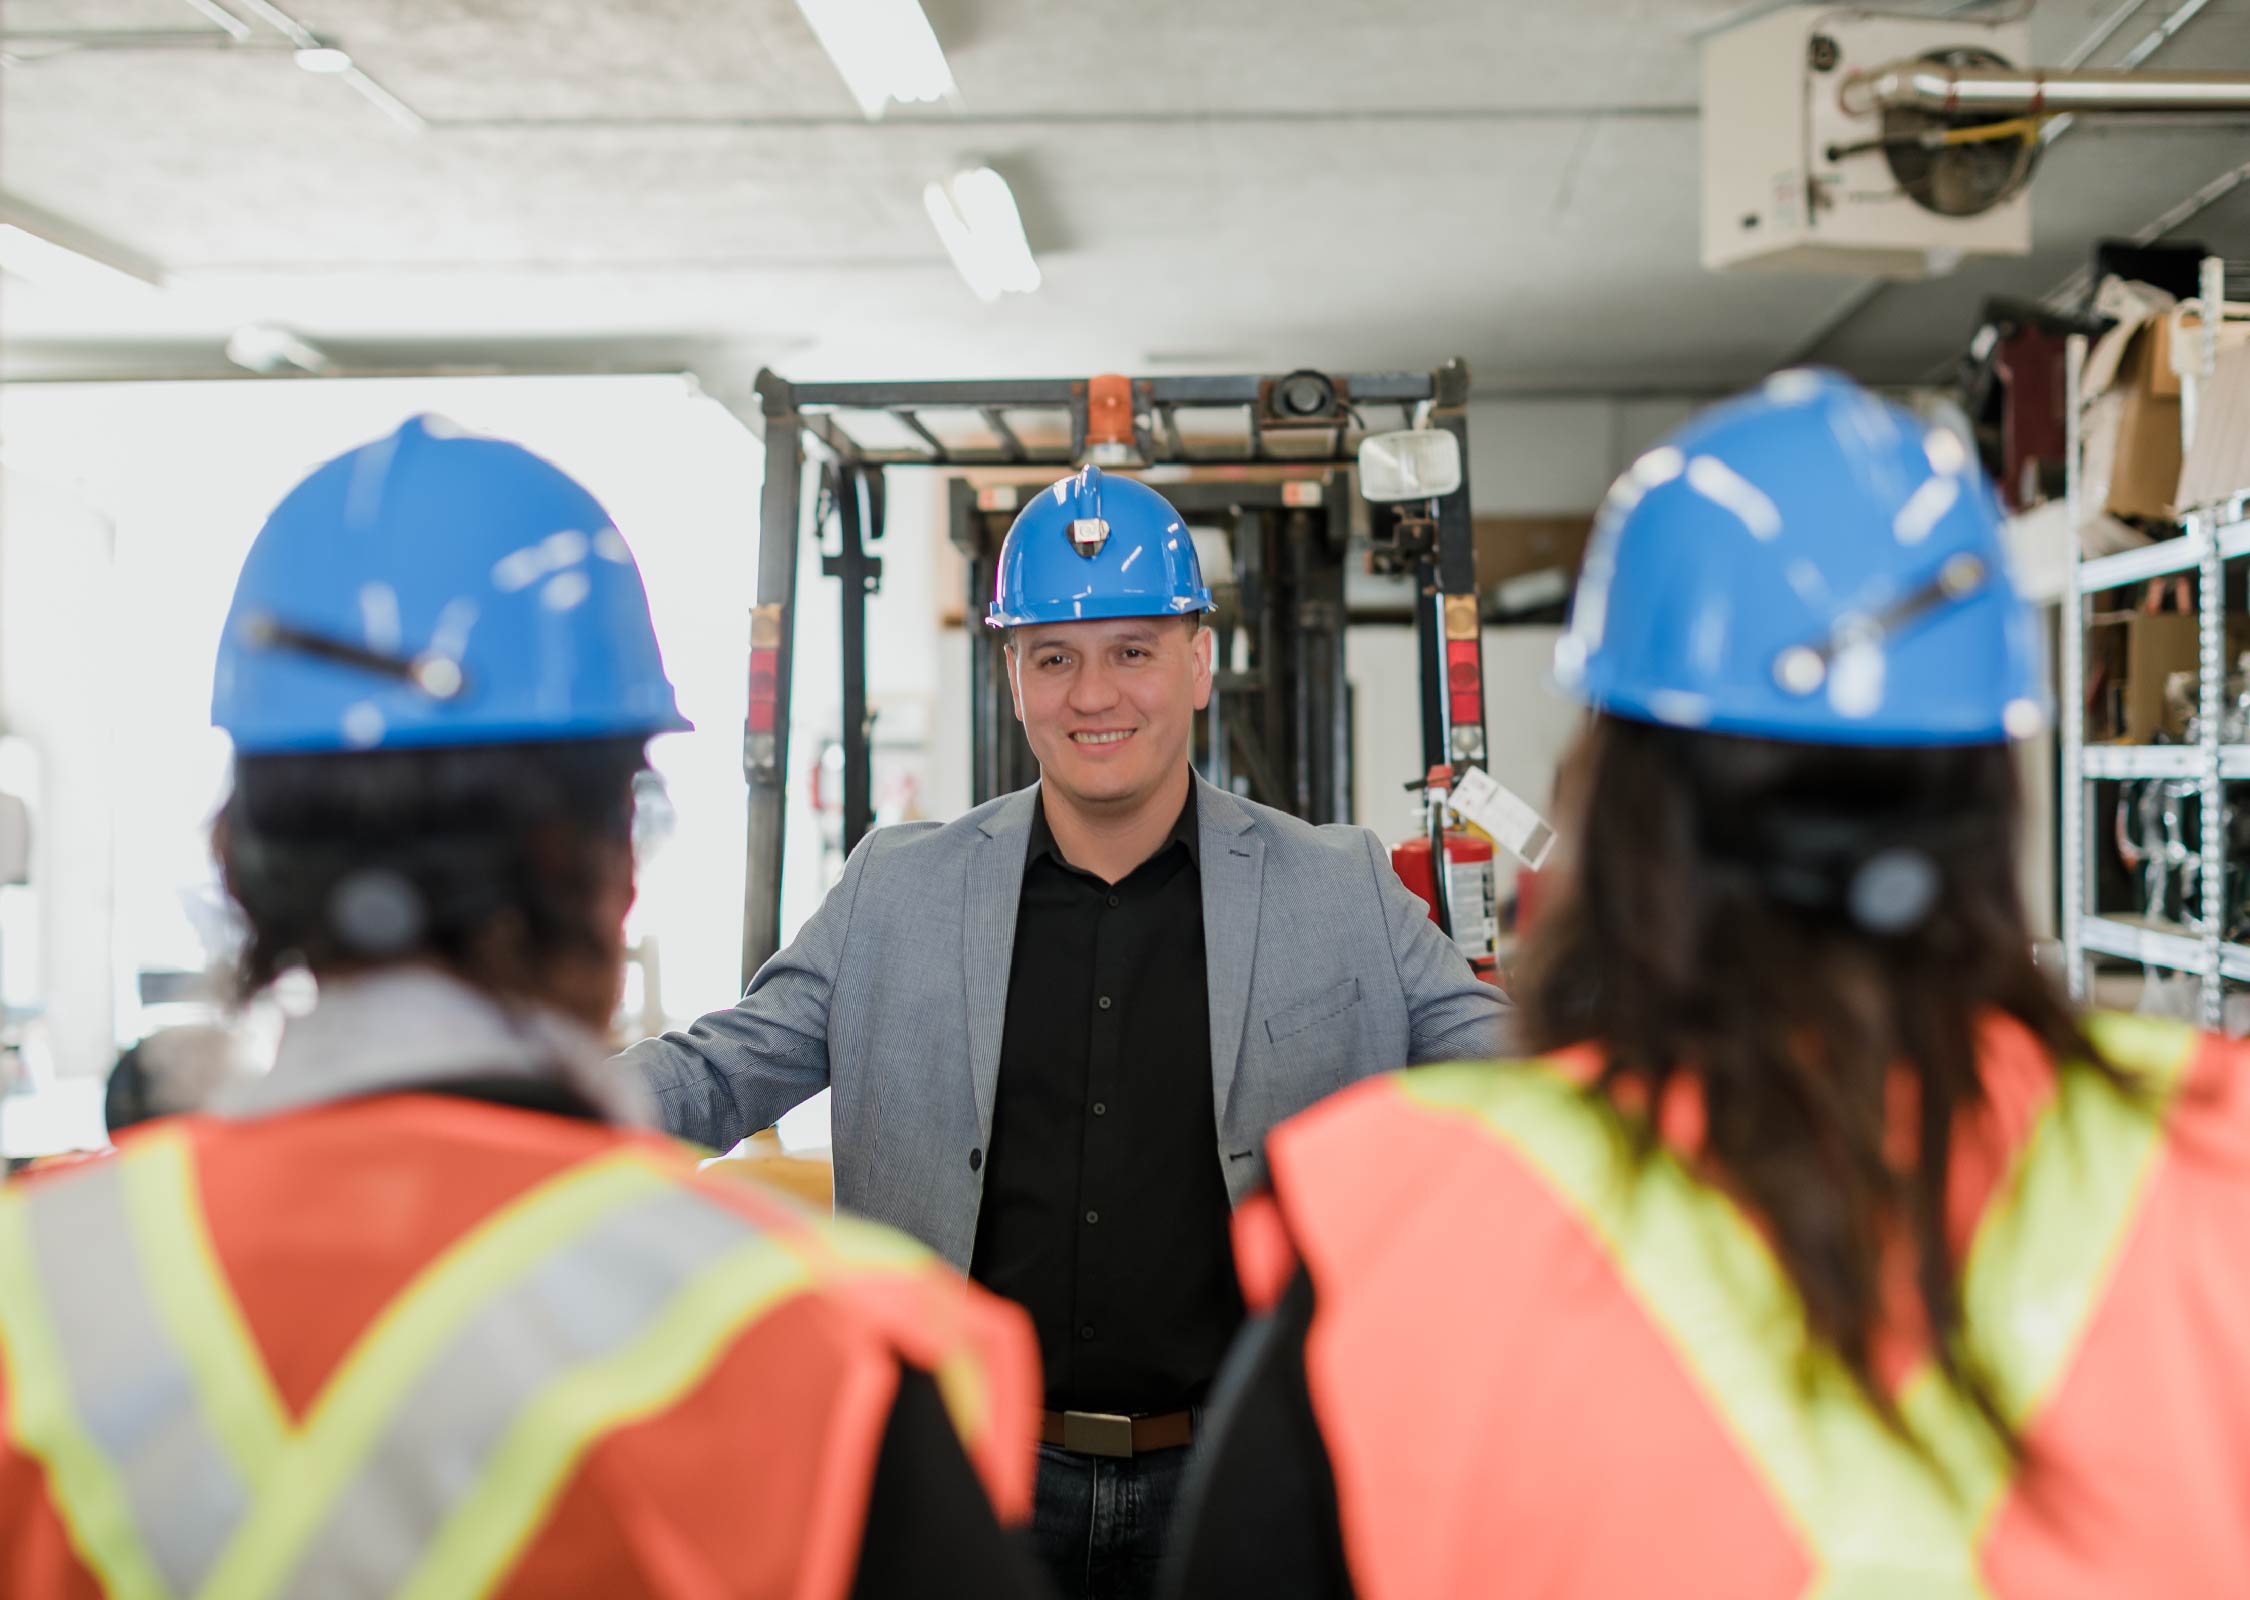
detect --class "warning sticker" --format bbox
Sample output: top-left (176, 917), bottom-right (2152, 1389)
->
top-left (1449, 767), bottom-right (1557, 871)
top-left (1447, 856), bottom-right (1497, 959)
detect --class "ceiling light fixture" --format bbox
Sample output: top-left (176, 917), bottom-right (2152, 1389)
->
top-left (0, 196), bottom-right (163, 294)
top-left (794, 0), bottom-right (956, 119)
top-left (923, 167), bottom-right (1040, 303)
top-left (225, 323), bottom-right (333, 375)
top-left (292, 45), bottom-right (354, 73)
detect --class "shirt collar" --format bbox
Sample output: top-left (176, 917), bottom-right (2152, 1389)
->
top-left (210, 966), bottom-right (654, 1126)
top-left (1029, 777), bottom-right (1201, 876)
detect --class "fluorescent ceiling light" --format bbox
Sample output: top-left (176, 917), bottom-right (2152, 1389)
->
top-left (0, 199), bottom-right (163, 294)
top-left (293, 46), bottom-right (354, 73)
top-left (225, 323), bottom-right (333, 375)
top-left (923, 167), bottom-right (1040, 303)
top-left (795, 0), bottom-right (956, 119)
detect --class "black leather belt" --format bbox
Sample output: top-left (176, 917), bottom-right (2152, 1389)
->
top-left (1038, 1408), bottom-right (1195, 1458)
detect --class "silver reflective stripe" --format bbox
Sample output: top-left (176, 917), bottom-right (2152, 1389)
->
top-left (26, 1161), bottom-right (252, 1593)
top-left (273, 1183), bottom-right (759, 1599)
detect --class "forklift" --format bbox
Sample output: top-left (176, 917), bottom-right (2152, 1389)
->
top-left (736, 361), bottom-right (1493, 987)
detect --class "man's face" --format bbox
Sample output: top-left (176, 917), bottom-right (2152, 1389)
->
top-left (1008, 616), bottom-right (1212, 812)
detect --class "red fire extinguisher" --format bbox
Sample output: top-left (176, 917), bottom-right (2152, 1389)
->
top-left (1391, 764), bottom-right (1501, 987)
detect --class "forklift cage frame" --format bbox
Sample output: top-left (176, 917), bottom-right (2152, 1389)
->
top-left (740, 361), bottom-right (1488, 987)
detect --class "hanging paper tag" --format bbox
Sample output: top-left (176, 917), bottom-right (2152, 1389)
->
top-left (1449, 766), bottom-right (1557, 871)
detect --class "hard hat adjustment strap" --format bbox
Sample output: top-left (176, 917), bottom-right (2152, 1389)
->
top-left (241, 614), bottom-right (469, 702)
top-left (1771, 553), bottom-right (1989, 697)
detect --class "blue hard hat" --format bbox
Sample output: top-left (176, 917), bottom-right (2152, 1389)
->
top-left (986, 465), bottom-right (1215, 629)
top-left (213, 416), bottom-right (692, 754)
top-left (1555, 371), bottom-right (2047, 747)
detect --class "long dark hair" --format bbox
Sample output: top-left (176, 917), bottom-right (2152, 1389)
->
top-left (1515, 714), bottom-right (2102, 1450)
top-left (215, 736), bottom-right (645, 1002)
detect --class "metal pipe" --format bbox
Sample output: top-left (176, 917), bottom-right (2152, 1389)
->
top-left (2063, 0), bottom-right (2155, 69)
top-left (176, 0), bottom-right (253, 41)
top-left (2116, 0), bottom-right (2215, 71)
top-left (2038, 155), bottom-right (2250, 315)
top-left (1852, 62), bottom-right (2235, 114)
top-left (1844, 63), bottom-right (2250, 116)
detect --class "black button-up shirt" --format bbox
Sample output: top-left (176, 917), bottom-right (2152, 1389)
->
top-left (968, 785), bottom-right (1245, 1415)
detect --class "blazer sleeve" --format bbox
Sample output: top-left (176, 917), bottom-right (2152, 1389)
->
top-left (1360, 828), bottom-right (1513, 1063)
top-left (613, 832), bottom-right (877, 1152)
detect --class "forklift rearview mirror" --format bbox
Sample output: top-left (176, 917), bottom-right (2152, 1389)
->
top-left (1358, 429), bottom-right (1462, 503)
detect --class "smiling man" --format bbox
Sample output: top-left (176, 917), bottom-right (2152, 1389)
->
top-left (619, 464), bottom-right (1508, 1600)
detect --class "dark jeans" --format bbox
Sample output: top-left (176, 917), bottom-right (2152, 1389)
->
top-left (1030, 1439), bottom-right (1194, 1600)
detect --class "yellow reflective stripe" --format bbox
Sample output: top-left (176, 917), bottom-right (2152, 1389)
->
top-left (810, 1210), bottom-right (992, 1444)
top-left (199, 1150), bottom-right (678, 1600)
top-left (396, 1231), bottom-right (815, 1600)
top-left (817, 1210), bottom-right (945, 1273)
top-left (1960, 1012), bottom-right (2196, 1434)
top-left (1395, 1062), bottom-right (1998, 1593)
top-left (119, 1132), bottom-right (289, 1486)
top-left (0, 1187), bottom-right (172, 1600)
top-left (1398, 1018), bottom-right (2196, 1598)
top-left (1401, 1065), bottom-right (1995, 1596)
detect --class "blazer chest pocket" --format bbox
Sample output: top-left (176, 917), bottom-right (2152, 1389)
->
top-left (1263, 978), bottom-right (1363, 1046)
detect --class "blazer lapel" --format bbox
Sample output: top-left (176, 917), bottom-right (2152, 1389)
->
top-left (1197, 778), bottom-right (1265, 1125)
top-left (965, 784), bottom-right (1037, 1146)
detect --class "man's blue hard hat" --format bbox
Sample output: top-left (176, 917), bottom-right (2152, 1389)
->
top-left (213, 416), bottom-right (692, 755)
top-left (1555, 371), bottom-right (2047, 747)
top-left (986, 465), bottom-right (1215, 629)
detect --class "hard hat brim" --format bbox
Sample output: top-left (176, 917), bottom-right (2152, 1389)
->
top-left (986, 590), bottom-right (1216, 630)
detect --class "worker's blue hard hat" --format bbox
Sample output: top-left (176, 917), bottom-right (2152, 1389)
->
top-left (986, 465), bottom-right (1215, 630)
top-left (213, 416), bottom-right (691, 754)
top-left (1555, 370), bottom-right (2046, 747)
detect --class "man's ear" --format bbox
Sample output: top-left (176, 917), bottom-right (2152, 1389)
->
top-left (1004, 636), bottom-right (1026, 725)
top-left (1191, 622), bottom-right (1214, 712)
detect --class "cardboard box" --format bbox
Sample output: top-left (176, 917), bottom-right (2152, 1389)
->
top-left (2177, 339), bottom-right (2250, 514)
top-left (2093, 609), bottom-right (2250, 744)
top-left (1473, 515), bottom-right (1592, 592)
top-left (2081, 323), bottom-right (2183, 528)
top-left (2120, 611), bottom-right (2197, 743)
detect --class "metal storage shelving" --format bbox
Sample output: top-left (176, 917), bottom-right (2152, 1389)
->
top-left (2062, 256), bottom-right (2250, 1027)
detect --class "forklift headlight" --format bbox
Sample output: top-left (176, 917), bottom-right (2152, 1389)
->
top-left (1358, 429), bottom-right (1462, 503)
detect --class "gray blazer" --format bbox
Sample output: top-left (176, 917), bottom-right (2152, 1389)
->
top-left (619, 777), bottom-right (1509, 1269)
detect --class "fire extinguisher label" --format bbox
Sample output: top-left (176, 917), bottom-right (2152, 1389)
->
top-left (1449, 766), bottom-right (1557, 870)
top-left (1447, 857), bottom-right (1497, 960)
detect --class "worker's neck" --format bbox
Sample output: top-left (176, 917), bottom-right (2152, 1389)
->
top-left (1041, 766), bottom-right (1194, 886)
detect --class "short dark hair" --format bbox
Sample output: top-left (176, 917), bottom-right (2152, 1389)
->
top-left (216, 737), bottom-right (645, 998)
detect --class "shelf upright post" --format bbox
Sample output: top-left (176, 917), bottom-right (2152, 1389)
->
top-left (2199, 504), bottom-right (2226, 1028)
top-left (2196, 254), bottom-right (2230, 1030)
top-left (2062, 333), bottom-right (2090, 1003)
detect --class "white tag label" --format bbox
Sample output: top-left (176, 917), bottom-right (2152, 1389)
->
top-left (1449, 766), bottom-right (1557, 871)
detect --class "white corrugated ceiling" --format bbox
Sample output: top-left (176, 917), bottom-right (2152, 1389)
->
top-left (4, 0), bottom-right (2247, 389)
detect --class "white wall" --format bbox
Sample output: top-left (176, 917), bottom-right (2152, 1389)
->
top-left (0, 465), bottom-right (118, 1082)
top-left (0, 375), bottom-right (762, 1075)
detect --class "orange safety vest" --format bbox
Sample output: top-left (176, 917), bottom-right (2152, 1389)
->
top-left (1235, 1011), bottom-right (2250, 1599)
top-left (0, 1093), bottom-right (1039, 1600)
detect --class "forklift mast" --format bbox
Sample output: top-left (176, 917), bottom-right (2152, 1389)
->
top-left (740, 362), bottom-right (1488, 988)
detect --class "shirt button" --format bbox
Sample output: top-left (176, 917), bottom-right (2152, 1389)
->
top-left (1092, 1102), bottom-right (1108, 1117)
top-left (1085, 1210), bottom-right (1100, 1225)
top-left (1107, 894), bottom-right (1120, 908)
top-left (1098, 996), bottom-right (1113, 1010)
top-left (968, 1148), bottom-right (983, 1172)
top-left (1079, 1324), bottom-right (1096, 1342)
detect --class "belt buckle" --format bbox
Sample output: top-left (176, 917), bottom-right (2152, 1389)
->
top-left (1060, 1410), bottom-right (1135, 1458)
